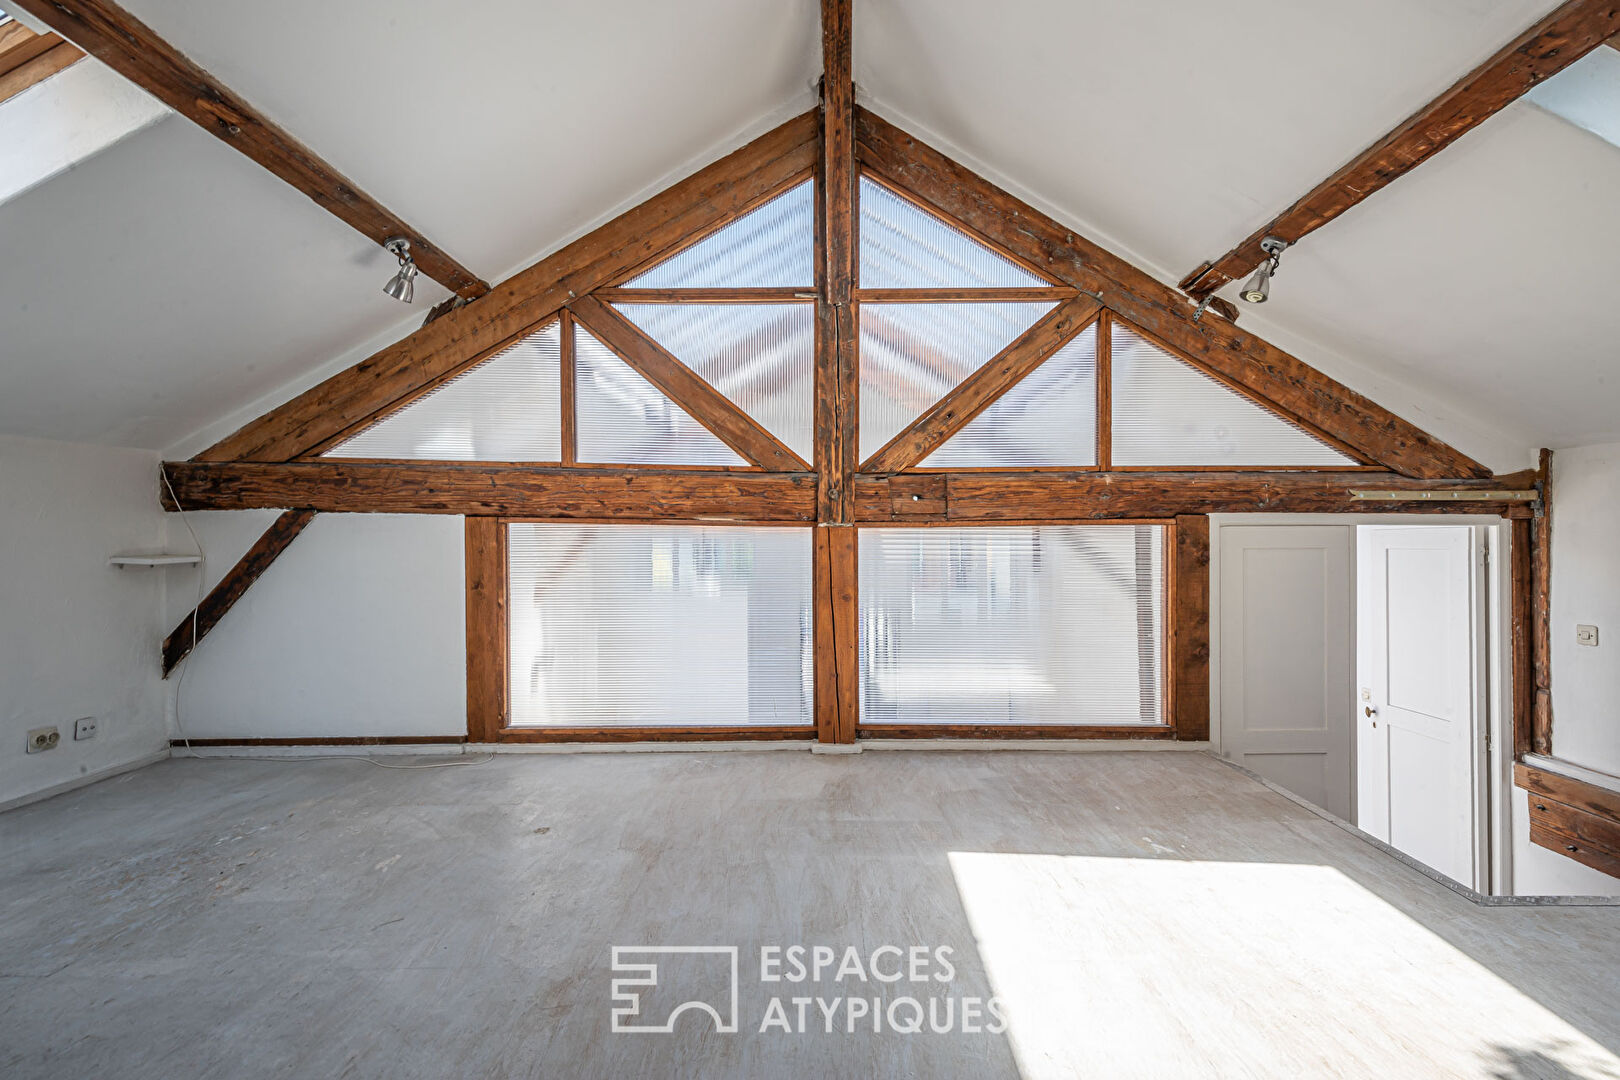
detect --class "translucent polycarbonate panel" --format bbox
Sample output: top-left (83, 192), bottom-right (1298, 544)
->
top-left (1110, 323), bottom-right (1354, 467)
top-left (508, 524), bottom-right (814, 727)
top-left (573, 324), bottom-right (746, 466)
top-left (859, 175), bottom-right (1049, 289)
top-left (858, 302), bottom-right (1055, 461)
top-left (613, 303), bottom-right (814, 462)
top-left (859, 526), bottom-right (1165, 726)
top-left (325, 322), bottom-right (561, 460)
top-left (626, 179), bottom-right (814, 288)
top-left (921, 322), bottom-right (1098, 467)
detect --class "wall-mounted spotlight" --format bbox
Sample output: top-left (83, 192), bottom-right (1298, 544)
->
top-left (382, 236), bottom-right (417, 304)
top-left (1240, 235), bottom-right (1290, 304)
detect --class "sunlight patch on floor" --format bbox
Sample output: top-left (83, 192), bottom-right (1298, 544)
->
top-left (949, 852), bottom-right (1620, 1080)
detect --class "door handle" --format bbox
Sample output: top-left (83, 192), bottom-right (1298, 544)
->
top-left (1364, 706), bottom-right (1377, 717)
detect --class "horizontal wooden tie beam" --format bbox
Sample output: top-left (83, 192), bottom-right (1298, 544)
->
top-left (162, 461), bottom-right (819, 521)
top-left (855, 471), bottom-right (1536, 521)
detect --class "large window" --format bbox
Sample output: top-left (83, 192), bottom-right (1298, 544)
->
top-left (858, 525), bottom-right (1165, 727)
top-left (507, 524), bottom-right (813, 728)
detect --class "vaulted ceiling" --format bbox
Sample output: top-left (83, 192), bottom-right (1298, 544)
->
top-left (3, 0), bottom-right (1609, 473)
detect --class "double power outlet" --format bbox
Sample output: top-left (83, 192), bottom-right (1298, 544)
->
top-left (25, 718), bottom-right (96, 754)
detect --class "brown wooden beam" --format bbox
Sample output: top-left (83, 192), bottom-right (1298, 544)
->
top-left (818, 0), bottom-right (858, 525)
top-left (855, 471), bottom-right (1535, 522)
top-left (568, 294), bottom-right (808, 471)
top-left (1532, 447), bottom-right (1555, 756)
top-left (1170, 515), bottom-right (1211, 741)
top-left (1512, 514), bottom-right (1535, 757)
top-left (464, 517), bottom-right (507, 742)
top-left (7, 0), bottom-right (488, 300)
top-left (197, 110), bottom-right (818, 463)
top-left (860, 296), bottom-right (1101, 473)
top-left (1182, 0), bottom-right (1620, 300)
top-left (855, 108), bottom-right (1492, 481)
top-left (162, 461), bottom-right (818, 520)
top-left (160, 509), bottom-right (315, 676)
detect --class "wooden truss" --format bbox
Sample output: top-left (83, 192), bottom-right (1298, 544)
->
top-left (153, 0), bottom-right (1552, 754)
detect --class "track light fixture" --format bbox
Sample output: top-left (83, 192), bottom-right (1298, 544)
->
top-left (1240, 235), bottom-right (1290, 304)
top-left (381, 236), bottom-right (417, 304)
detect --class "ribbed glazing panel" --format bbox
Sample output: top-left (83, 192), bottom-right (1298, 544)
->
top-left (859, 525), bottom-right (1164, 726)
top-left (626, 179), bottom-right (814, 288)
top-left (613, 303), bottom-right (814, 462)
top-left (573, 324), bottom-right (746, 466)
top-left (859, 175), bottom-right (1048, 289)
top-left (1110, 323), bottom-right (1353, 466)
top-left (508, 524), bottom-right (814, 727)
top-left (858, 301), bottom-right (1055, 461)
top-left (921, 322), bottom-right (1098, 467)
top-left (325, 322), bottom-right (560, 460)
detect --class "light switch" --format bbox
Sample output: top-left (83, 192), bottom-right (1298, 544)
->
top-left (1576, 624), bottom-right (1599, 647)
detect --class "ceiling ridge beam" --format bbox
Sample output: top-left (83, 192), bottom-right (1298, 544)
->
top-left (194, 109), bottom-right (818, 463)
top-left (568, 294), bottom-right (809, 472)
top-left (1180, 0), bottom-right (1620, 300)
top-left (860, 295), bottom-right (1102, 474)
top-left (854, 106), bottom-right (1492, 479)
top-left (8, 0), bottom-right (489, 299)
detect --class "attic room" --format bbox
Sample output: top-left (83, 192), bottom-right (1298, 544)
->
top-left (3, 0), bottom-right (1620, 1075)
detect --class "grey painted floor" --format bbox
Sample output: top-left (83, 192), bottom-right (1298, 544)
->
top-left (2, 750), bottom-right (1618, 1079)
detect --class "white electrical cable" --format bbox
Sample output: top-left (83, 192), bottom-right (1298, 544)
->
top-left (159, 470), bottom-right (489, 772)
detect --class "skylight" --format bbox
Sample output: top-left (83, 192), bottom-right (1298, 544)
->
top-left (1524, 43), bottom-right (1620, 150)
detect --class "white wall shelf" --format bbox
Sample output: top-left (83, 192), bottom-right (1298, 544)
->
top-left (108, 553), bottom-right (201, 569)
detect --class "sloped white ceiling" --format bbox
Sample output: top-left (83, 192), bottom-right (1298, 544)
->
top-left (1, 0), bottom-right (1611, 464)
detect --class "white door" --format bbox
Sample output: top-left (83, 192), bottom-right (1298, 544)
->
top-left (1219, 526), bottom-right (1353, 818)
top-left (1357, 525), bottom-right (1486, 888)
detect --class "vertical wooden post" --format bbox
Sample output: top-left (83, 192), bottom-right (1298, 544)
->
top-left (1095, 311), bottom-right (1112, 470)
top-left (465, 517), bottom-right (508, 743)
top-left (1170, 515), bottom-right (1211, 741)
top-left (1531, 447), bottom-right (1553, 756)
top-left (814, 0), bottom-right (860, 743)
top-left (1511, 515), bottom-right (1534, 757)
top-left (559, 310), bottom-right (577, 466)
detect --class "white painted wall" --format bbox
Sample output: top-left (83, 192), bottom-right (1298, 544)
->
top-left (1507, 442), bottom-right (1620, 896)
top-left (162, 512), bottom-right (465, 740)
top-left (1548, 443), bottom-right (1620, 776)
top-left (0, 434), bottom-right (169, 807)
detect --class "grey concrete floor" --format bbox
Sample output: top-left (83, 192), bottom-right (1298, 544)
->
top-left (2, 750), bottom-right (1618, 1079)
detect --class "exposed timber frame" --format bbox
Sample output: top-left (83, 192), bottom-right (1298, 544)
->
top-left (7, 0), bottom-right (489, 300)
top-left (1180, 0), bottom-right (1620, 302)
top-left (160, 509), bottom-right (316, 676)
top-left (161, 0), bottom-right (1541, 749)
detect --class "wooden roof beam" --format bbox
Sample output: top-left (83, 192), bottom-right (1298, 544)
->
top-left (1181, 0), bottom-right (1620, 301)
top-left (8, 0), bottom-right (489, 299)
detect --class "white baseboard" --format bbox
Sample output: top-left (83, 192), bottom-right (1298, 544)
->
top-left (0, 748), bottom-right (170, 813)
top-left (859, 739), bottom-right (1209, 752)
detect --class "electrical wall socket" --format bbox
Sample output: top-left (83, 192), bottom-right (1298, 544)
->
top-left (1577, 624), bottom-right (1600, 647)
top-left (26, 727), bottom-right (60, 754)
top-left (73, 717), bottom-right (97, 741)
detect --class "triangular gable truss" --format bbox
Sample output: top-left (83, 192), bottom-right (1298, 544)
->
top-left (189, 106), bottom-right (1487, 483)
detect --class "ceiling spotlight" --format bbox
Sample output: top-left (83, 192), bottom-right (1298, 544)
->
top-left (381, 236), bottom-right (417, 304)
top-left (1240, 235), bottom-right (1290, 304)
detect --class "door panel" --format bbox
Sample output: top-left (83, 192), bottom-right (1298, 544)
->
top-left (1219, 526), bottom-right (1353, 818)
top-left (1357, 525), bottom-right (1484, 888)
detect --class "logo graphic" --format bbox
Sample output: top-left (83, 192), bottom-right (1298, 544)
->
top-left (610, 946), bottom-right (740, 1034)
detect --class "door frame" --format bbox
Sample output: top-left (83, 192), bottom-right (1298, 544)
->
top-left (1210, 513), bottom-right (1513, 893)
